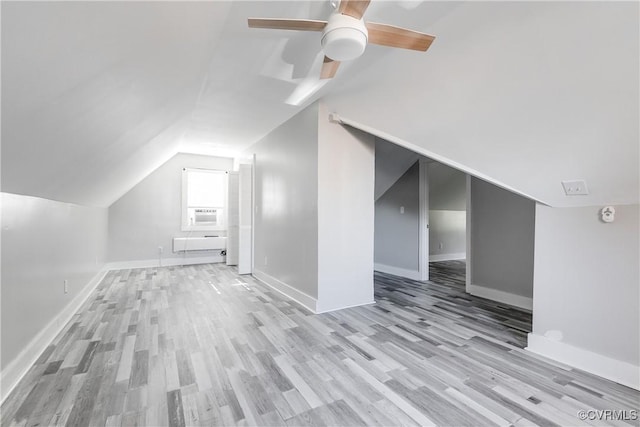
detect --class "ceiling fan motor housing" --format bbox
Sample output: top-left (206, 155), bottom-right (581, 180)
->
top-left (321, 14), bottom-right (368, 61)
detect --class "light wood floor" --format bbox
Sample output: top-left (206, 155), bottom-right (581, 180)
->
top-left (2, 262), bottom-right (638, 426)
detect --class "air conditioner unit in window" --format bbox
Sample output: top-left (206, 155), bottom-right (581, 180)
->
top-left (194, 208), bottom-right (218, 224)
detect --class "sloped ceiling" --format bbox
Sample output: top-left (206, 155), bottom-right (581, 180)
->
top-left (326, 1), bottom-right (639, 207)
top-left (1, 2), bottom-right (226, 207)
top-left (1, 1), bottom-right (340, 207)
top-left (2, 1), bottom-right (638, 208)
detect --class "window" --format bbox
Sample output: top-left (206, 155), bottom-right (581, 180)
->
top-left (182, 168), bottom-right (227, 231)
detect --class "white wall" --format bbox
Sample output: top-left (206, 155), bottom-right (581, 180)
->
top-left (108, 153), bottom-right (233, 265)
top-left (326, 2), bottom-right (639, 208)
top-left (251, 102), bottom-right (320, 303)
top-left (375, 162), bottom-right (420, 275)
top-left (528, 204), bottom-right (639, 388)
top-left (429, 162), bottom-right (467, 260)
top-left (469, 177), bottom-right (535, 309)
top-left (249, 102), bottom-right (375, 312)
top-left (317, 103), bottom-right (375, 312)
top-left (1, 192), bottom-right (108, 397)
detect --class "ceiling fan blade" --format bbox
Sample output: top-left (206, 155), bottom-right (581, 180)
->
top-left (320, 56), bottom-right (340, 79)
top-left (248, 18), bottom-right (327, 31)
top-left (366, 22), bottom-right (435, 51)
top-left (338, 0), bottom-right (371, 19)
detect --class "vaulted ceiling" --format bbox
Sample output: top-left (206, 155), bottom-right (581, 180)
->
top-left (2, 1), bottom-right (638, 208)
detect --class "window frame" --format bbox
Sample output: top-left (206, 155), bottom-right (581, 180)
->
top-left (181, 167), bottom-right (228, 232)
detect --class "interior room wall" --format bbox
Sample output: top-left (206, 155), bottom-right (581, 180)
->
top-left (1, 192), bottom-right (108, 398)
top-left (374, 138), bottom-right (420, 201)
top-left (428, 211), bottom-right (466, 261)
top-left (317, 103), bottom-right (375, 312)
top-left (469, 177), bottom-right (535, 309)
top-left (250, 102), bottom-right (320, 306)
top-left (528, 204), bottom-right (639, 389)
top-left (324, 2), bottom-right (639, 208)
top-left (374, 162), bottom-right (420, 279)
top-left (428, 162), bottom-right (467, 261)
top-left (107, 153), bottom-right (233, 265)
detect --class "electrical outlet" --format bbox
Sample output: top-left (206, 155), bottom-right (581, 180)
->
top-left (439, 242), bottom-right (444, 250)
top-left (264, 256), bottom-right (268, 266)
top-left (158, 246), bottom-right (163, 254)
top-left (561, 180), bottom-right (589, 196)
top-left (64, 280), bottom-right (68, 294)
top-left (400, 206), bottom-right (405, 214)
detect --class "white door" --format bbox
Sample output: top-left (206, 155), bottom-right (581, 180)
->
top-left (226, 171), bottom-right (239, 266)
top-left (419, 159), bottom-right (429, 281)
top-left (238, 164), bottom-right (253, 274)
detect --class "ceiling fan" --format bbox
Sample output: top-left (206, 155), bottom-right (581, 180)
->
top-left (248, 0), bottom-right (435, 79)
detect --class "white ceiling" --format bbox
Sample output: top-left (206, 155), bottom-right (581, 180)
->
top-left (326, 1), bottom-right (639, 207)
top-left (2, 1), bottom-right (638, 208)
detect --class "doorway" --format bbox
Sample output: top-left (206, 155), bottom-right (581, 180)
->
top-left (373, 137), bottom-right (468, 285)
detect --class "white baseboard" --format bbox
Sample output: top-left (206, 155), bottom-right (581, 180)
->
top-left (429, 253), bottom-right (466, 262)
top-left (1, 268), bottom-right (108, 404)
top-left (252, 269), bottom-right (317, 313)
top-left (1, 256), bottom-right (226, 404)
top-left (526, 333), bottom-right (640, 390)
top-left (105, 255), bottom-right (225, 271)
top-left (315, 299), bottom-right (376, 314)
top-left (374, 263), bottom-right (422, 281)
top-left (467, 283), bottom-right (533, 311)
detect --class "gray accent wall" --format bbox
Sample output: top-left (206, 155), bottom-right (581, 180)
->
top-left (108, 153), bottom-right (233, 263)
top-left (532, 204), bottom-right (639, 366)
top-left (470, 177), bottom-right (535, 298)
top-left (429, 211), bottom-right (466, 259)
top-left (251, 102), bottom-right (320, 299)
top-left (428, 162), bottom-right (467, 259)
top-left (1, 193), bottom-right (108, 370)
top-left (429, 162), bottom-right (467, 211)
top-left (374, 138), bottom-right (419, 201)
top-left (375, 162), bottom-right (420, 271)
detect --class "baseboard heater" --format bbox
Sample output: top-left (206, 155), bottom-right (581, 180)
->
top-left (173, 237), bottom-right (226, 252)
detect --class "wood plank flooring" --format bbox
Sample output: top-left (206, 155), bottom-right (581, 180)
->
top-left (2, 262), bottom-right (638, 426)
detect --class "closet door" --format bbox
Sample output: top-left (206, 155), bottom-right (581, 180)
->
top-left (226, 171), bottom-right (239, 266)
top-left (238, 164), bottom-right (253, 274)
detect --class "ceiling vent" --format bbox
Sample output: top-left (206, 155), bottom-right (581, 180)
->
top-left (561, 180), bottom-right (589, 196)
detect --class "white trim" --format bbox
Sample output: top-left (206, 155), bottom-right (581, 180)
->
top-left (429, 252), bottom-right (466, 262)
top-left (315, 300), bottom-right (376, 314)
top-left (1, 268), bottom-right (108, 404)
top-left (418, 159), bottom-right (429, 281)
top-left (237, 164), bottom-right (253, 275)
top-left (334, 115), bottom-right (549, 206)
top-left (252, 269), bottom-right (318, 313)
top-left (250, 154), bottom-right (256, 273)
top-left (465, 175), bottom-right (472, 293)
top-left (106, 255), bottom-right (225, 271)
top-left (374, 263), bottom-right (422, 281)
top-left (526, 333), bottom-right (640, 390)
top-left (467, 283), bottom-right (533, 311)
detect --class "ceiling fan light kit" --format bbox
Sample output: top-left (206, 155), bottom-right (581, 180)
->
top-left (321, 14), bottom-right (368, 61)
top-left (248, 0), bottom-right (435, 80)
